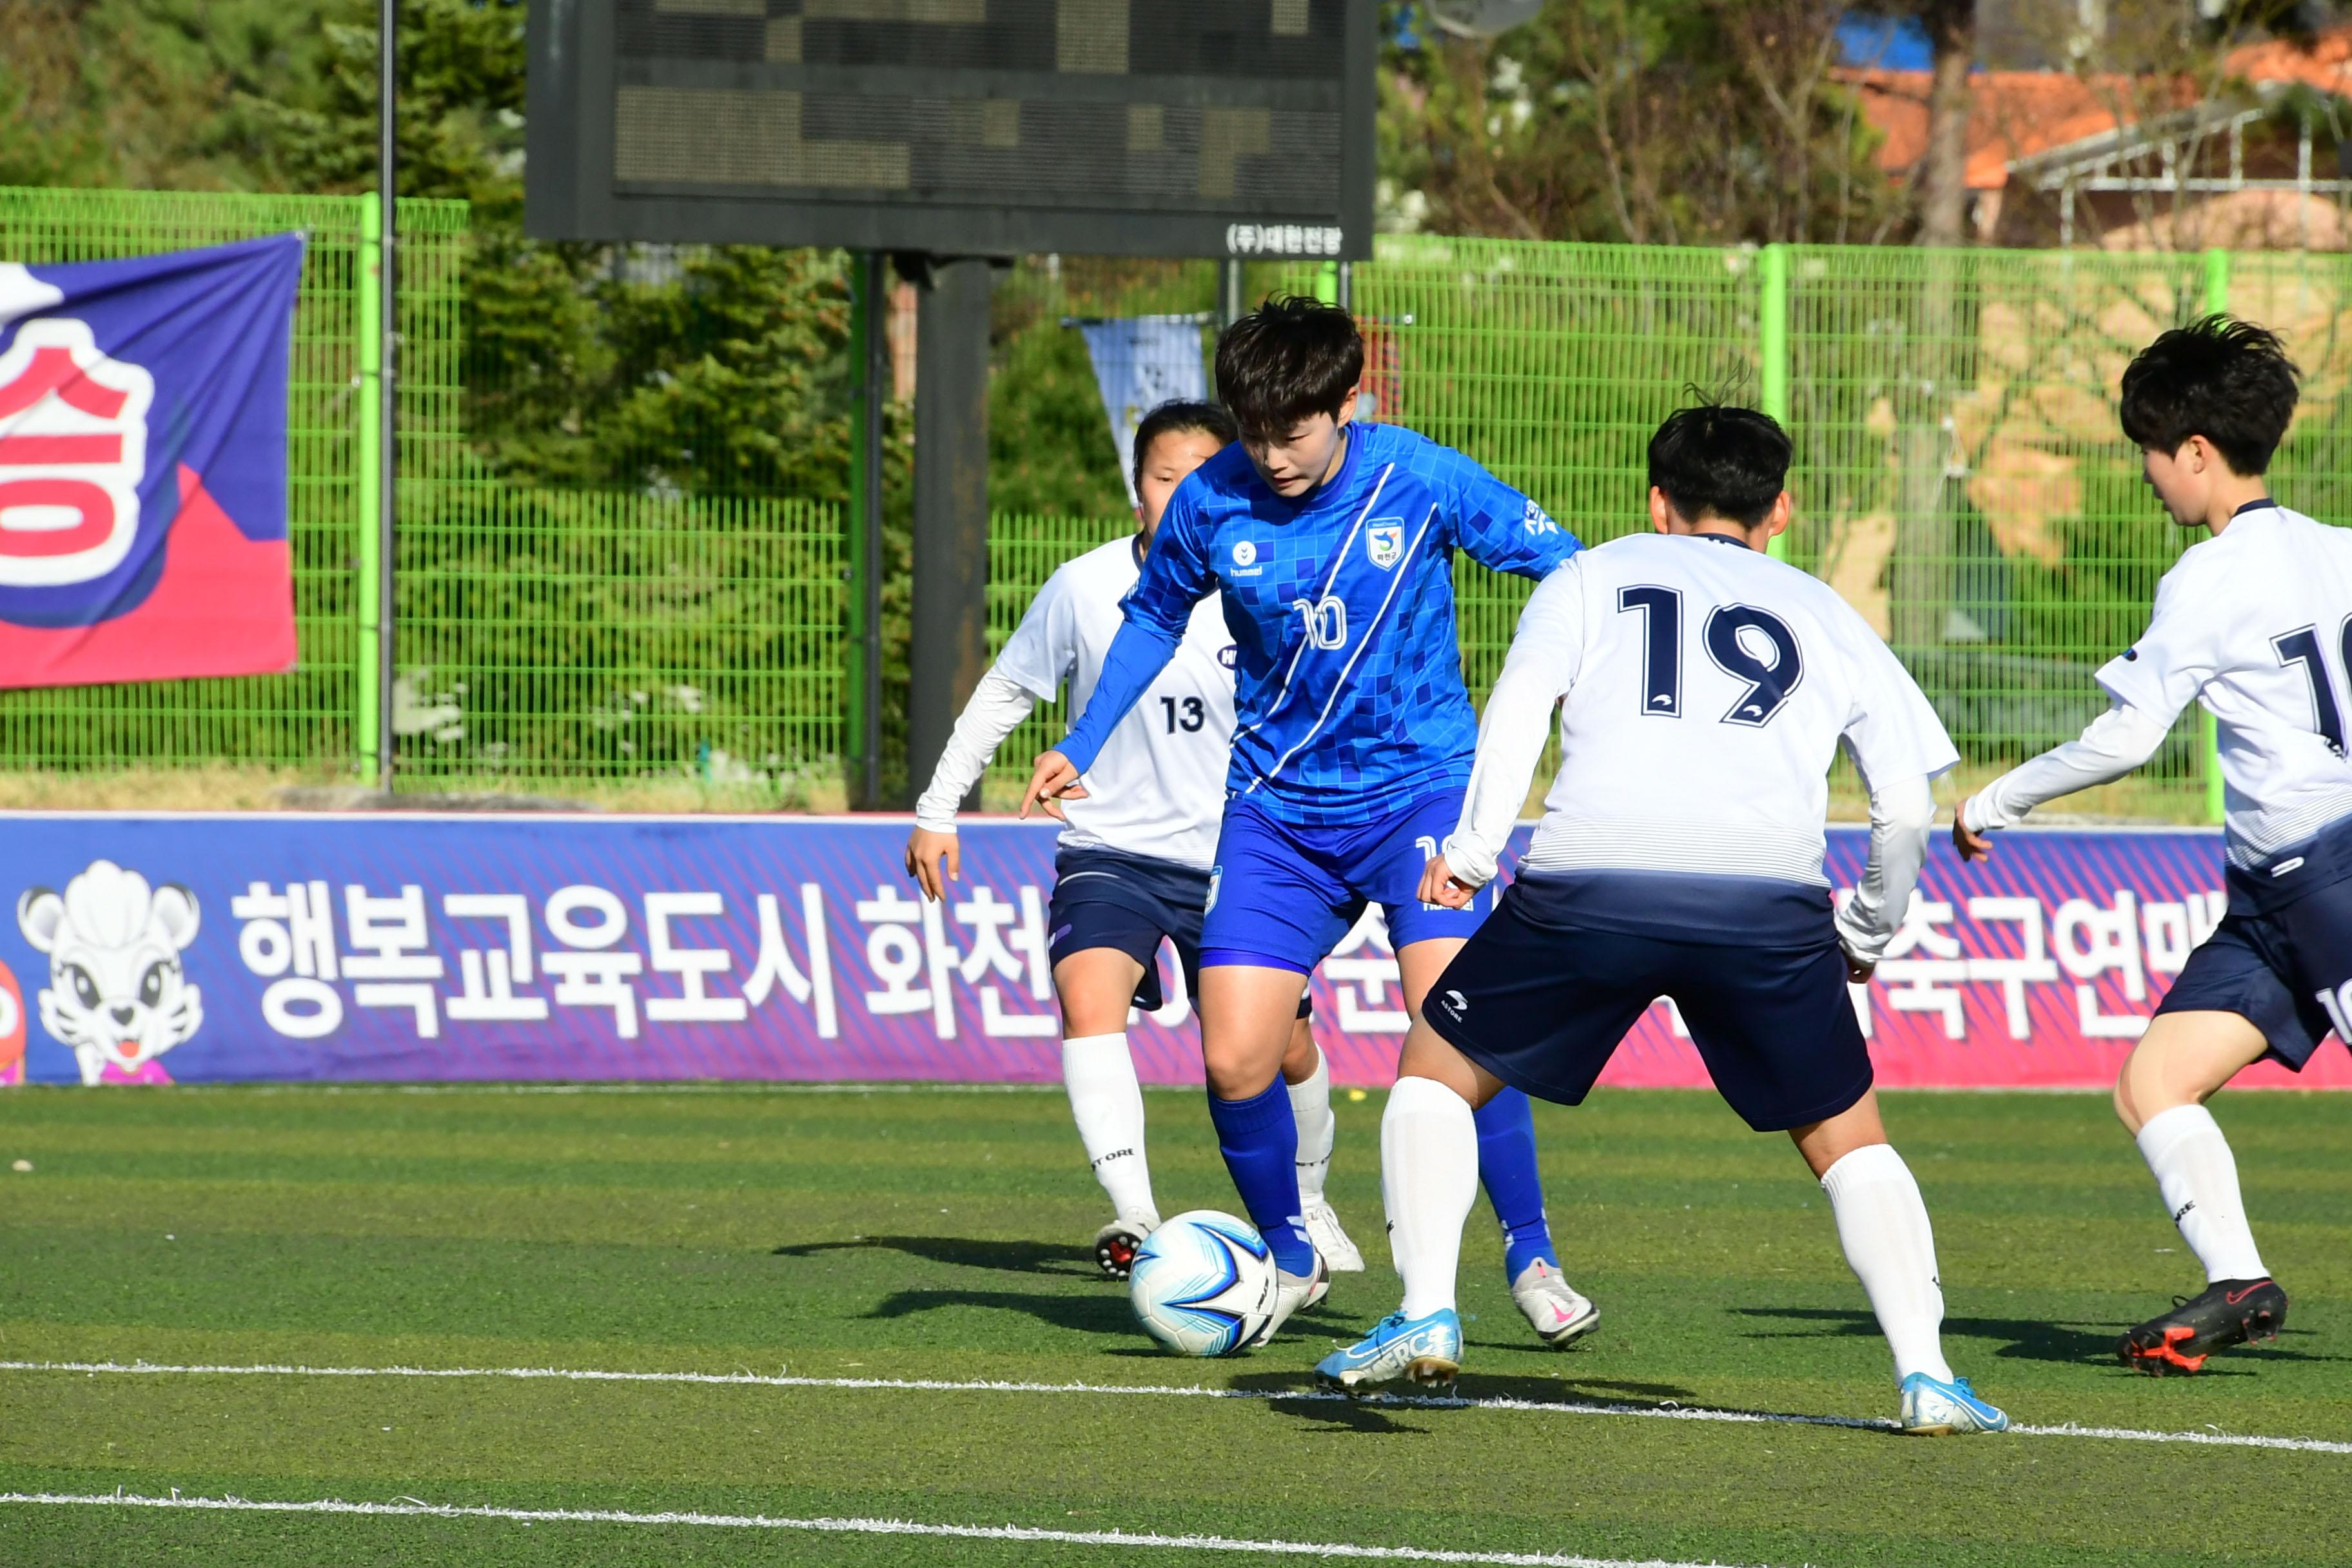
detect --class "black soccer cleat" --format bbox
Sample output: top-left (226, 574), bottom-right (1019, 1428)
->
top-left (2118, 1278), bottom-right (2288, 1376)
top-left (1092, 1219), bottom-right (1150, 1280)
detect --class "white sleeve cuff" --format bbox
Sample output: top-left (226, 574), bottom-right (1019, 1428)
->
top-left (1442, 838), bottom-right (1497, 890)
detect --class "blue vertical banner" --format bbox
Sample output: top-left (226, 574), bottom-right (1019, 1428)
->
top-left (1076, 316), bottom-right (1210, 504)
top-left (0, 235), bottom-right (301, 688)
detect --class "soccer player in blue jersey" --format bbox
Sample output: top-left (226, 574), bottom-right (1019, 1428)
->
top-left (1023, 297), bottom-right (1594, 1345)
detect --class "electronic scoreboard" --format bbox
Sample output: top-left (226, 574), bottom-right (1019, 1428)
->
top-left (527, 0), bottom-right (1375, 259)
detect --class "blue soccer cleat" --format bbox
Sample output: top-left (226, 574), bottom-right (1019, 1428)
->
top-left (1899, 1371), bottom-right (2009, 1435)
top-left (1314, 1308), bottom-right (1463, 1395)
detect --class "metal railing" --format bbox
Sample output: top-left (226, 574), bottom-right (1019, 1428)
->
top-left (10, 189), bottom-right (2340, 819)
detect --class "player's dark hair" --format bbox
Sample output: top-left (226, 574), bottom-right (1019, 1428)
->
top-left (2118, 315), bottom-right (2300, 475)
top-left (1131, 399), bottom-right (1238, 492)
top-left (1647, 403), bottom-right (1790, 527)
top-left (1213, 295), bottom-right (1364, 444)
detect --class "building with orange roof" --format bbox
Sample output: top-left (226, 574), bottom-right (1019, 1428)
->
top-left (1843, 28), bottom-right (2352, 249)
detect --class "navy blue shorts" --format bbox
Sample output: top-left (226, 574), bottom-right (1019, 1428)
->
top-left (1047, 847), bottom-right (1310, 1018)
top-left (1200, 791), bottom-right (1494, 974)
top-left (2155, 887), bottom-right (2352, 1070)
top-left (1425, 872), bottom-right (1872, 1133)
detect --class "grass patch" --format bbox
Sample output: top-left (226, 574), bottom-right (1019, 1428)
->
top-left (0, 1084), bottom-right (2345, 1565)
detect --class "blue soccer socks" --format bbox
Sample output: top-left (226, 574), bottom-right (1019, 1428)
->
top-left (1207, 1079), bottom-right (1317, 1275)
top-left (1474, 1087), bottom-right (1560, 1281)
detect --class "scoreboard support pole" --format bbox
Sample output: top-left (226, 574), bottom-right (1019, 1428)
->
top-left (847, 253), bottom-right (887, 811)
top-left (907, 255), bottom-right (994, 811)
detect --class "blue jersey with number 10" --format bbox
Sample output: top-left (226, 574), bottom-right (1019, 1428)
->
top-left (1059, 422), bottom-right (1580, 828)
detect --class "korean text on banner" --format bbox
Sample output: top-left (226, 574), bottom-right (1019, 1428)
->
top-left (0, 814), bottom-right (2342, 1092)
top-left (0, 235), bottom-right (302, 688)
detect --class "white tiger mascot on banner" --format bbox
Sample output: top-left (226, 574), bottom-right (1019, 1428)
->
top-left (17, 859), bottom-right (203, 1085)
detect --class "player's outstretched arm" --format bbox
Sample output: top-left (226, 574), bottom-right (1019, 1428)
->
top-left (908, 667), bottom-right (1044, 899)
top-left (1961, 566), bottom-right (2210, 860)
top-left (1435, 564), bottom-right (1585, 900)
top-left (1954, 703), bottom-right (2171, 861)
top-left (1836, 773), bottom-right (1937, 981)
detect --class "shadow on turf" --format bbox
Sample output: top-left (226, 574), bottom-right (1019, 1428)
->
top-left (771, 1235), bottom-right (1099, 1278)
top-left (863, 1286), bottom-right (1137, 1336)
top-left (1734, 1305), bottom-right (2336, 1373)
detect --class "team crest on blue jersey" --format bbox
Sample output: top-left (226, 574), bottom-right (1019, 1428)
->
top-left (1523, 498), bottom-right (1558, 534)
top-left (1366, 522), bottom-right (1404, 571)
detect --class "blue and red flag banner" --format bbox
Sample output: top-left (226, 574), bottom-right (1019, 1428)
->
top-left (0, 812), bottom-right (2343, 1092)
top-left (0, 235), bottom-right (302, 689)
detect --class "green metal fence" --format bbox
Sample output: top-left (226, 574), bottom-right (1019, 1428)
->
top-left (0, 186), bottom-right (464, 774)
top-left (5, 191), bottom-right (2344, 818)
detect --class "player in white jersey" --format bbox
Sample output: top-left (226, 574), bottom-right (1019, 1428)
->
top-left (908, 402), bottom-right (1361, 1279)
top-left (1956, 318), bottom-right (2326, 1374)
top-left (1318, 405), bottom-right (2008, 1435)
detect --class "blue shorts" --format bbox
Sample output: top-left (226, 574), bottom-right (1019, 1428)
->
top-left (1200, 792), bottom-right (1494, 974)
top-left (2155, 887), bottom-right (2352, 1071)
top-left (1047, 847), bottom-right (1309, 1017)
top-left (1424, 871), bottom-right (1872, 1133)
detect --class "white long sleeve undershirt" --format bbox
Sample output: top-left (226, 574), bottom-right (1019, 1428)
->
top-left (1833, 772), bottom-right (1937, 966)
top-left (913, 669), bottom-right (1040, 833)
top-left (1961, 703), bottom-right (2173, 834)
top-left (1440, 634), bottom-right (1570, 891)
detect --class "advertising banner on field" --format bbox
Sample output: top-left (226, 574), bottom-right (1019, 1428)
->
top-left (0, 812), bottom-right (2342, 1091)
top-left (0, 235), bottom-right (302, 689)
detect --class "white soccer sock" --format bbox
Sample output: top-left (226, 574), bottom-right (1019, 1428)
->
top-left (1382, 1075), bottom-right (1480, 1319)
top-left (2136, 1103), bottom-right (2268, 1283)
top-left (1288, 1046), bottom-right (1336, 1203)
top-left (1819, 1144), bottom-right (1955, 1386)
top-left (1063, 1033), bottom-right (1159, 1231)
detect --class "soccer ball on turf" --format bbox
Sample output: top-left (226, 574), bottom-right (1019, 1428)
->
top-left (1128, 1210), bottom-right (1276, 1357)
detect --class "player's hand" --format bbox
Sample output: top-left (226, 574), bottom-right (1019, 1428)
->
top-left (1021, 749), bottom-right (1089, 823)
top-left (905, 826), bottom-right (959, 902)
top-left (1952, 809), bottom-right (1995, 863)
top-left (1417, 854), bottom-right (1480, 910)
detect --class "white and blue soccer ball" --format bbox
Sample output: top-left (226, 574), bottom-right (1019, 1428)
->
top-left (1127, 1209), bottom-right (1276, 1357)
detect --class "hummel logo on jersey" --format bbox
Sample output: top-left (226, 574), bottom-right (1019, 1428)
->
top-left (1232, 540), bottom-right (1257, 565)
top-left (1366, 520), bottom-right (1404, 570)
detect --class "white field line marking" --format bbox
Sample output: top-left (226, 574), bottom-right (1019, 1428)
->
top-left (7, 1359), bottom-right (2349, 1456)
top-left (0, 1491), bottom-right (1763, 1568)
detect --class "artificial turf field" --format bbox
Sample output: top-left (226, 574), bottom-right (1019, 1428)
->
top-left (0, 1084), bottom-right (2346, 1567)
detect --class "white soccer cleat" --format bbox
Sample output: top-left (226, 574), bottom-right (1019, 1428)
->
top-left (1509, 1259), bottom-right (1599, 1348)
top-left (1301, 1195), bottom-right (1366, 1272)
top-left (1250, 1249), bottom-right (1329, 1346)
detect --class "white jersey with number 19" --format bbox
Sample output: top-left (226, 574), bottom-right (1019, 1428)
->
top-left (1448, 531), bottom-right (1958, 892)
